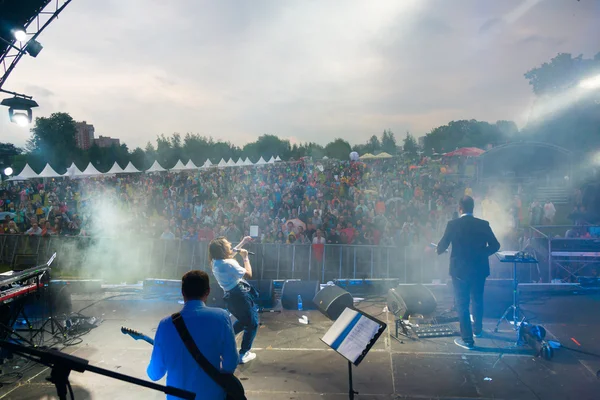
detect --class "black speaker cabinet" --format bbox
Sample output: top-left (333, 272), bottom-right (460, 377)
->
top-left (313, 285), bottom-right (354, 320)
top-left (387, 284), bottom-right (437, 319)
top-left (281, 280), bottom-right (319, 310)
top-left (247, 280), bottom-right (274, 308)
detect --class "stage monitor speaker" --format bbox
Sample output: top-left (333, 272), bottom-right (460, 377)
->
top-left (50, 284), bottom-right (73, 316)
top-left (281, 280), bottom-right (319, 310)
top-left (387, 284), bottom-right (437, 319)
top-left (247, 280), bottom-right (274, 308)
top-left (313, 285), bottom-right (354, 320)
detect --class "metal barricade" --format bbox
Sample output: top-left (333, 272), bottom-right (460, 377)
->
top-left (1, 235), bottom-right (455, 284)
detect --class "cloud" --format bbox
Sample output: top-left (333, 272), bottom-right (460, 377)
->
top-left (479, 18), bottom-right (503, 34)
top-left (0, 0), bottom-right (597, 150)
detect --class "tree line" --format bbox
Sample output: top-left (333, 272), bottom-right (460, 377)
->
top-left (1, 51), bottom-right (599, 176)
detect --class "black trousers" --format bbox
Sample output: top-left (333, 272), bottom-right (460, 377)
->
top-left (452, 276), bottom-right (486, 343)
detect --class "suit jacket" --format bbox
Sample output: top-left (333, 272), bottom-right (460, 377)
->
top-left (437, 215), bottom-right (500, 280)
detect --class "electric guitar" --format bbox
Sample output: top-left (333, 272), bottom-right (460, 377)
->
top-left (121, 326), bottom-right (154, 345)
top-left (120, 326), bottom-right (246, 400)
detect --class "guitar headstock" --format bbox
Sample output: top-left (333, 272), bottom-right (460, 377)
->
top-left (121, 326), bottom-right (146, 341)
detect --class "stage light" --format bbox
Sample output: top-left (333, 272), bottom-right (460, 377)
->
top-left (25, 39), bottom-right (43, 58)
top-left (579, 75), bottom-right (600, 90)
top-left (12, 28), bottom-right (27, 42)
top-left (11, 112), bottom-right (30, 126)
top-left (4, 167), bottom-right (13, 176)
top-left (1, 96), bottom-right (39, 126)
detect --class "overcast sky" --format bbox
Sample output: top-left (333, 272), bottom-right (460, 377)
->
top-left (1, 0), bottom-right (598, 149)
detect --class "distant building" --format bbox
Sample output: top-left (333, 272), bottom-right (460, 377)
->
top-left (94, 136), bottom-right (120, 148)
top-left (75, 121), bottom-right (95, 150)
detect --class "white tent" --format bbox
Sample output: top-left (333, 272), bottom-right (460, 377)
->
top-left (80, 163), bottom-right (103, 177)
top-left (243, 158), bottom-right (252, 166)
top-left (275, 155), bottom-right (281, 161)
top-left (38, 164), bottom-right (63, 178)
top-left (184, 160), bottom-right (198, 170)
top-left (267, 156), bottom-right (275, 164)
top-left (64, 162), bottom-right (84, 177)
top-left (123, 162), bottom-right (141, 173)
top-left (226, 158), bottom-right (236, 167)
top-left (170, 160), bottom-right (187, 171)
top-left (16, 164), bottom-right (38, 179)
top-left (235, 158), bottom-right (244, 167)
top-left (146, 160), bottom-right (166, 173)
top-left (255, 156), bottom-right (267, 165)
top-left (202, 159), bottom-right (213, 169)
top-left (217, 158), bottom-right (227, 168)
top-left (106, 162), bottom-right (124, 174)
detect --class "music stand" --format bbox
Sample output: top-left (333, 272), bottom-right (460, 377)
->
top-left (494, 251), bottom-right (538, 341)
top-left (321, 308), bottom-right (386, 400)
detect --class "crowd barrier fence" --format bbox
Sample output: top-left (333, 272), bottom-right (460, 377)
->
top-left (0, 234), bottom-right (535, 283)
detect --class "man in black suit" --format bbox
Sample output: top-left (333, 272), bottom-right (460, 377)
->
top-left (437, 196), bottom-right (500, 349)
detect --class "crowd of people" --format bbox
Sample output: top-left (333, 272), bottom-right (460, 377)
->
top-left (1, 157), bottom-right (473, 250)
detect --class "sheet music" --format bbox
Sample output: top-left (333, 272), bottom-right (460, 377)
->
top-left (322, 308), bottom-right (357, 345)
top-left (322, 308), bottom-right (382, 363)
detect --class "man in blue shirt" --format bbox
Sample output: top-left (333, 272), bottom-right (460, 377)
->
top-left (147, 270), bottom-right (239, 399)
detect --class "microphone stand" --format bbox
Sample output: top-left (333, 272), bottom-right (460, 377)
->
top-left (0, 341), bottom-right (195, 400)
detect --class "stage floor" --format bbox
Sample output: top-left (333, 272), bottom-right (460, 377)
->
top-left (1, 287), bottom-right (600, 400)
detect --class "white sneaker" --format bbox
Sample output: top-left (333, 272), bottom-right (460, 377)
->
top-left (239, 352), bottom-right (256, 364)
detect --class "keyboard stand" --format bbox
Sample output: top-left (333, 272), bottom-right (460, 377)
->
top-left (493, 252), bottom-right (538, 343)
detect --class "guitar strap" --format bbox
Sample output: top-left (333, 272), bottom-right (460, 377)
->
top-left (171, 312), bottom-right (246, 400)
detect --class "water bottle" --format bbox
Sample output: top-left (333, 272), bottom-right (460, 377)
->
top-left (297, 295), bottom-right (303, 311)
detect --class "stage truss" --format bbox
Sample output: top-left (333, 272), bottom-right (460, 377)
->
top-left (0, 0), bottom-right (72, 95)
top-left (550, 251), bottom-right (600, 282)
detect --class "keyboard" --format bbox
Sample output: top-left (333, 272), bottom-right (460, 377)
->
top-left (0, 282), bottom-right (44, 305)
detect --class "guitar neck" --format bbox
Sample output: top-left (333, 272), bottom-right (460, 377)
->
top-left (141, 336), bottom-right (155, 346)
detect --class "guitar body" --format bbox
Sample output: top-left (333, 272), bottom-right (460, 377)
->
top-left (121, 326), bottom-right (246, 400)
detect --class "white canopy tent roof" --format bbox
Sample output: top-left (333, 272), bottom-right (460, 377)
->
top-left (235, 158), bottom-right (244, 166)
top-left (16, 164), bottom-right (38, 179)
top-left (64, 162), bottom-right (84, 177)
top-left (255, 156), bottom-right (267, 165)
top-left (184, 160), bottom-right (198, 170)
top-left (226, 158), bottom-right (236, 167)
top-left (145, 160), bottom-right (166, 173)
top-left (80, 163), bottom-right (103, 177)
top-left (123, 162), bottom-right (141, 173)
top-left (170, 160), bottom-right (187, 171)
top-left (267, 156), bottom-right (275, 164)
top-left (38, 164), bottom-right (63, 178)
top-left (201, 159), bottom-right (213, 169)
top-left (106, 162), bottom-right (124, 174)
top-left (243, 158), bottom-right (253, 166)
top-left (217, 159), bottom-right (227, 168)
top-left (275, 155), bottom-right (281, 161)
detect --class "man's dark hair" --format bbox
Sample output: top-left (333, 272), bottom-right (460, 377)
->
top-left (459, 196), bottom-right (475, 214)
top-left (181, 270), bottom-right (210, 299)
